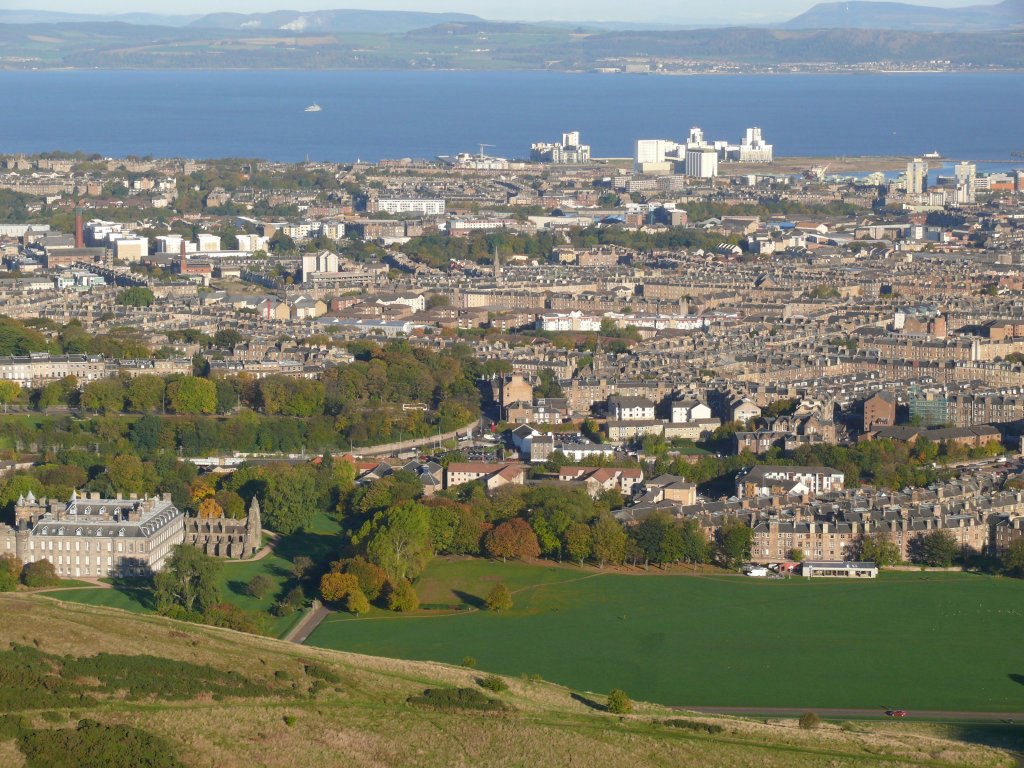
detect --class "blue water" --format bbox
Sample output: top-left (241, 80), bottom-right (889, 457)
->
top-left (1, 70), bottom-right (1021, 163)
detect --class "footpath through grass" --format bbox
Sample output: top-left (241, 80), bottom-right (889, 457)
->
top-left (306, 559), bottom-right (1024, 712)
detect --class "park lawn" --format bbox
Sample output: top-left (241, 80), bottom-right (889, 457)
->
top-left (42, 586), bottom-right (151, 613)
top-left (306, 559), bottom-right (1024, 713)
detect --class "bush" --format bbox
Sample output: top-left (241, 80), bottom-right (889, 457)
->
top-left (21, 560), bottom-right (59, 588)
top-left (386, 579), bottom-right (419, 612)
top-left (484, 582), bottom-right (513, 613)
top-left (606, 688), bottom-right (632, 714)
top-left (245, 574), bottom-right (274, 599)
top-left (303, 664), bottom-right (341, 684)
top-left (479, 675), bottom-right (508, 693)
top-left (662, 719), bottom-right (723, 735)
top-left (407, 687), bottom-right (507, 712)
top-left (799, 712), bottom-right (821, 730)
top-left (283, 715), bottom-right (297, 727)
top-left (462, 656), bottom-right (477, 669)
top-left (291, 556), bottom-right (314, 581)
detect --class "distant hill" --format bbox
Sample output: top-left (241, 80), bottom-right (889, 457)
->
top-left (782, 0), bottom-right (1024, 31)
top-left (0, 9), bottom-right (198, 26)
top-left (188, 9), bottom-right (484, 34)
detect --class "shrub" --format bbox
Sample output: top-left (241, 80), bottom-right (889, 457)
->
top-left (304, 664), bottom-right (341, 684)
top-left (662, 719), bottom-right (723, 735)
top-left (283, 715), bottom-right (297, 727)
top-left (21, 560), bottom-right (59, 588)
top-left (462, 656), bottom-right (477, 669)
top-left (407, 687), bottom-right (507, 712)
top-left (484, 582), bottom-right (513, 613)
top-left (479, 675), bottom-right (509, 693)
top-left (606, 689), bottom-right (632, 714)
top-left (385, 579), bottom-right (419, 612)
top-left (799, 712), bottom-right (821, 730)
top-left (245, 574), bottom-right (274, 599)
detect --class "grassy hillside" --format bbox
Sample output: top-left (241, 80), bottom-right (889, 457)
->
top-left (307, 559), bottom-right (1024, 712)
top-left (0, 593), bottom-right (1016, 767)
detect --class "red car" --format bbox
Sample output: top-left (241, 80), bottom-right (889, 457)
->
top-left (886, 710), bottom-right (908, 718)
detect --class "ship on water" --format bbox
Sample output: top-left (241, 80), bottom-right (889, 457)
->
top-left (305, 103), bottom-right (322, 113)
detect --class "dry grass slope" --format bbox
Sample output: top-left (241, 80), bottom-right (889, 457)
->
top-left (0, 593), bottom-right (1014, 768)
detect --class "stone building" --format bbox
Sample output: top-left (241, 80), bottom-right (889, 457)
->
top-left (5, 491), bottom-right (184, 578)
top-left (183, 496), bottom-right (262, 559)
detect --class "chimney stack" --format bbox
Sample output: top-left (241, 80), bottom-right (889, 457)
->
top-left (179, 239), bottom-right (187, 274)
top-left (74, 208), bottom-right (84, 249)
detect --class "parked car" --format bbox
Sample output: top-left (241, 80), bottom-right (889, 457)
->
top-left (886, 709), bottom-right (908, 718)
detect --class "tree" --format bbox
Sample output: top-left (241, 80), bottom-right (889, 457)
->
top-left (632, 513), bottom-right (670, 567)
top-left (80, 379), bottom-right (125, 413)
top-left (291, 555), bottom-right (314, 581)
top-left (106, 455), bottom-right (156, 496)
top-left (345, 587), bottom-right (371, 615)
top-left (563, 522), bottom-right (592, 565)
top-left (263, 465), bottom-right (317, 535)
top-left (213, 329), bottom-right (244, 350)
top-left (1002, 539), bottom-right (1024, 578)
top-left (484, 518), bottom-right (541, 562)
top-left (484, 582), bottom-right (513, 612)
top-left (385, 578), bottom-right (419, 612)
top-left (0, 553), bottom-right (22, 591)
top-left (659, 525), bottom-right (686, 564)
top-left (591, 515), bottom-right (627, 567)
top-left (0, 380), bottom-right (20, 413)
top-left (716, 520), bottom-right (753, 570)
top-left (21, 559), bottom-right (59, 587)
top-left (679, 518), bottom-right (710, 567)
top-left (154, 545), bottom-right (222, 614)
top-left (115, 287), bottom-right (155, 307)
top-left (787, 548), bottom-right (805, 562)
top-left (910, 529), bottom-right (959, 568)
top-left (197, 498), bottom-right (224, 519)
top-left (858, 532), bottom-right (901, 566)
top-left (338, 557), bottom-right (387, 601)
top-left (320, 572), bottom-right (359, 603)
top-left (606, 689), bottom-right (632, 714)
top-left (245, 573), bottom-right (274, 598)
top-left (214, 379), bottom-right (238, 414)
top-left (167, 376), bottom-right (217, 415)
top-left (360, 501), bottom-right (434, 582)
top-left (126, 375), bottom-right (165, 413)
top-left (214, 489), bottom-right (245, 520)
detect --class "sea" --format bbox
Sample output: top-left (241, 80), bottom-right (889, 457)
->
top-left (0, 69), bottom-right (1021, 166)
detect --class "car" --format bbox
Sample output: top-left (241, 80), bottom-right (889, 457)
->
top-left (886, 709), bottom-right (908, 718)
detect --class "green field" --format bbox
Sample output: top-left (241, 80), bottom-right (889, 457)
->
top-left (305, 559), bottom-right (1024, 712)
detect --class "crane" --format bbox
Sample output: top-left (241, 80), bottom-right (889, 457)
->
top-left (478, 143), bottom-right (495, 160)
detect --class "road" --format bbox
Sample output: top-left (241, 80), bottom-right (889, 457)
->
top-left (284, 604), bottom-right (330, 644)
top-left (679, 706), bottom-right (1024, 722)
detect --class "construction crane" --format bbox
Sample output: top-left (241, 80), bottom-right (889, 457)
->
top-left (478, 143), bottom-right (495, 160)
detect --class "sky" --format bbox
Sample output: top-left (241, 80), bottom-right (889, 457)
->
top-left (2, 0), bottom-right (979, 25)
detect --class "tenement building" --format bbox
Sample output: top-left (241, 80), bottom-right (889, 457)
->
top-left (1, 491), bottom-right (184, 578)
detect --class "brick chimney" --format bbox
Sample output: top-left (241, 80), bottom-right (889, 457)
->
top-left (179, 239), bottom-right (187, 274)
top-left (74, 208), bottom-right (84, 249)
